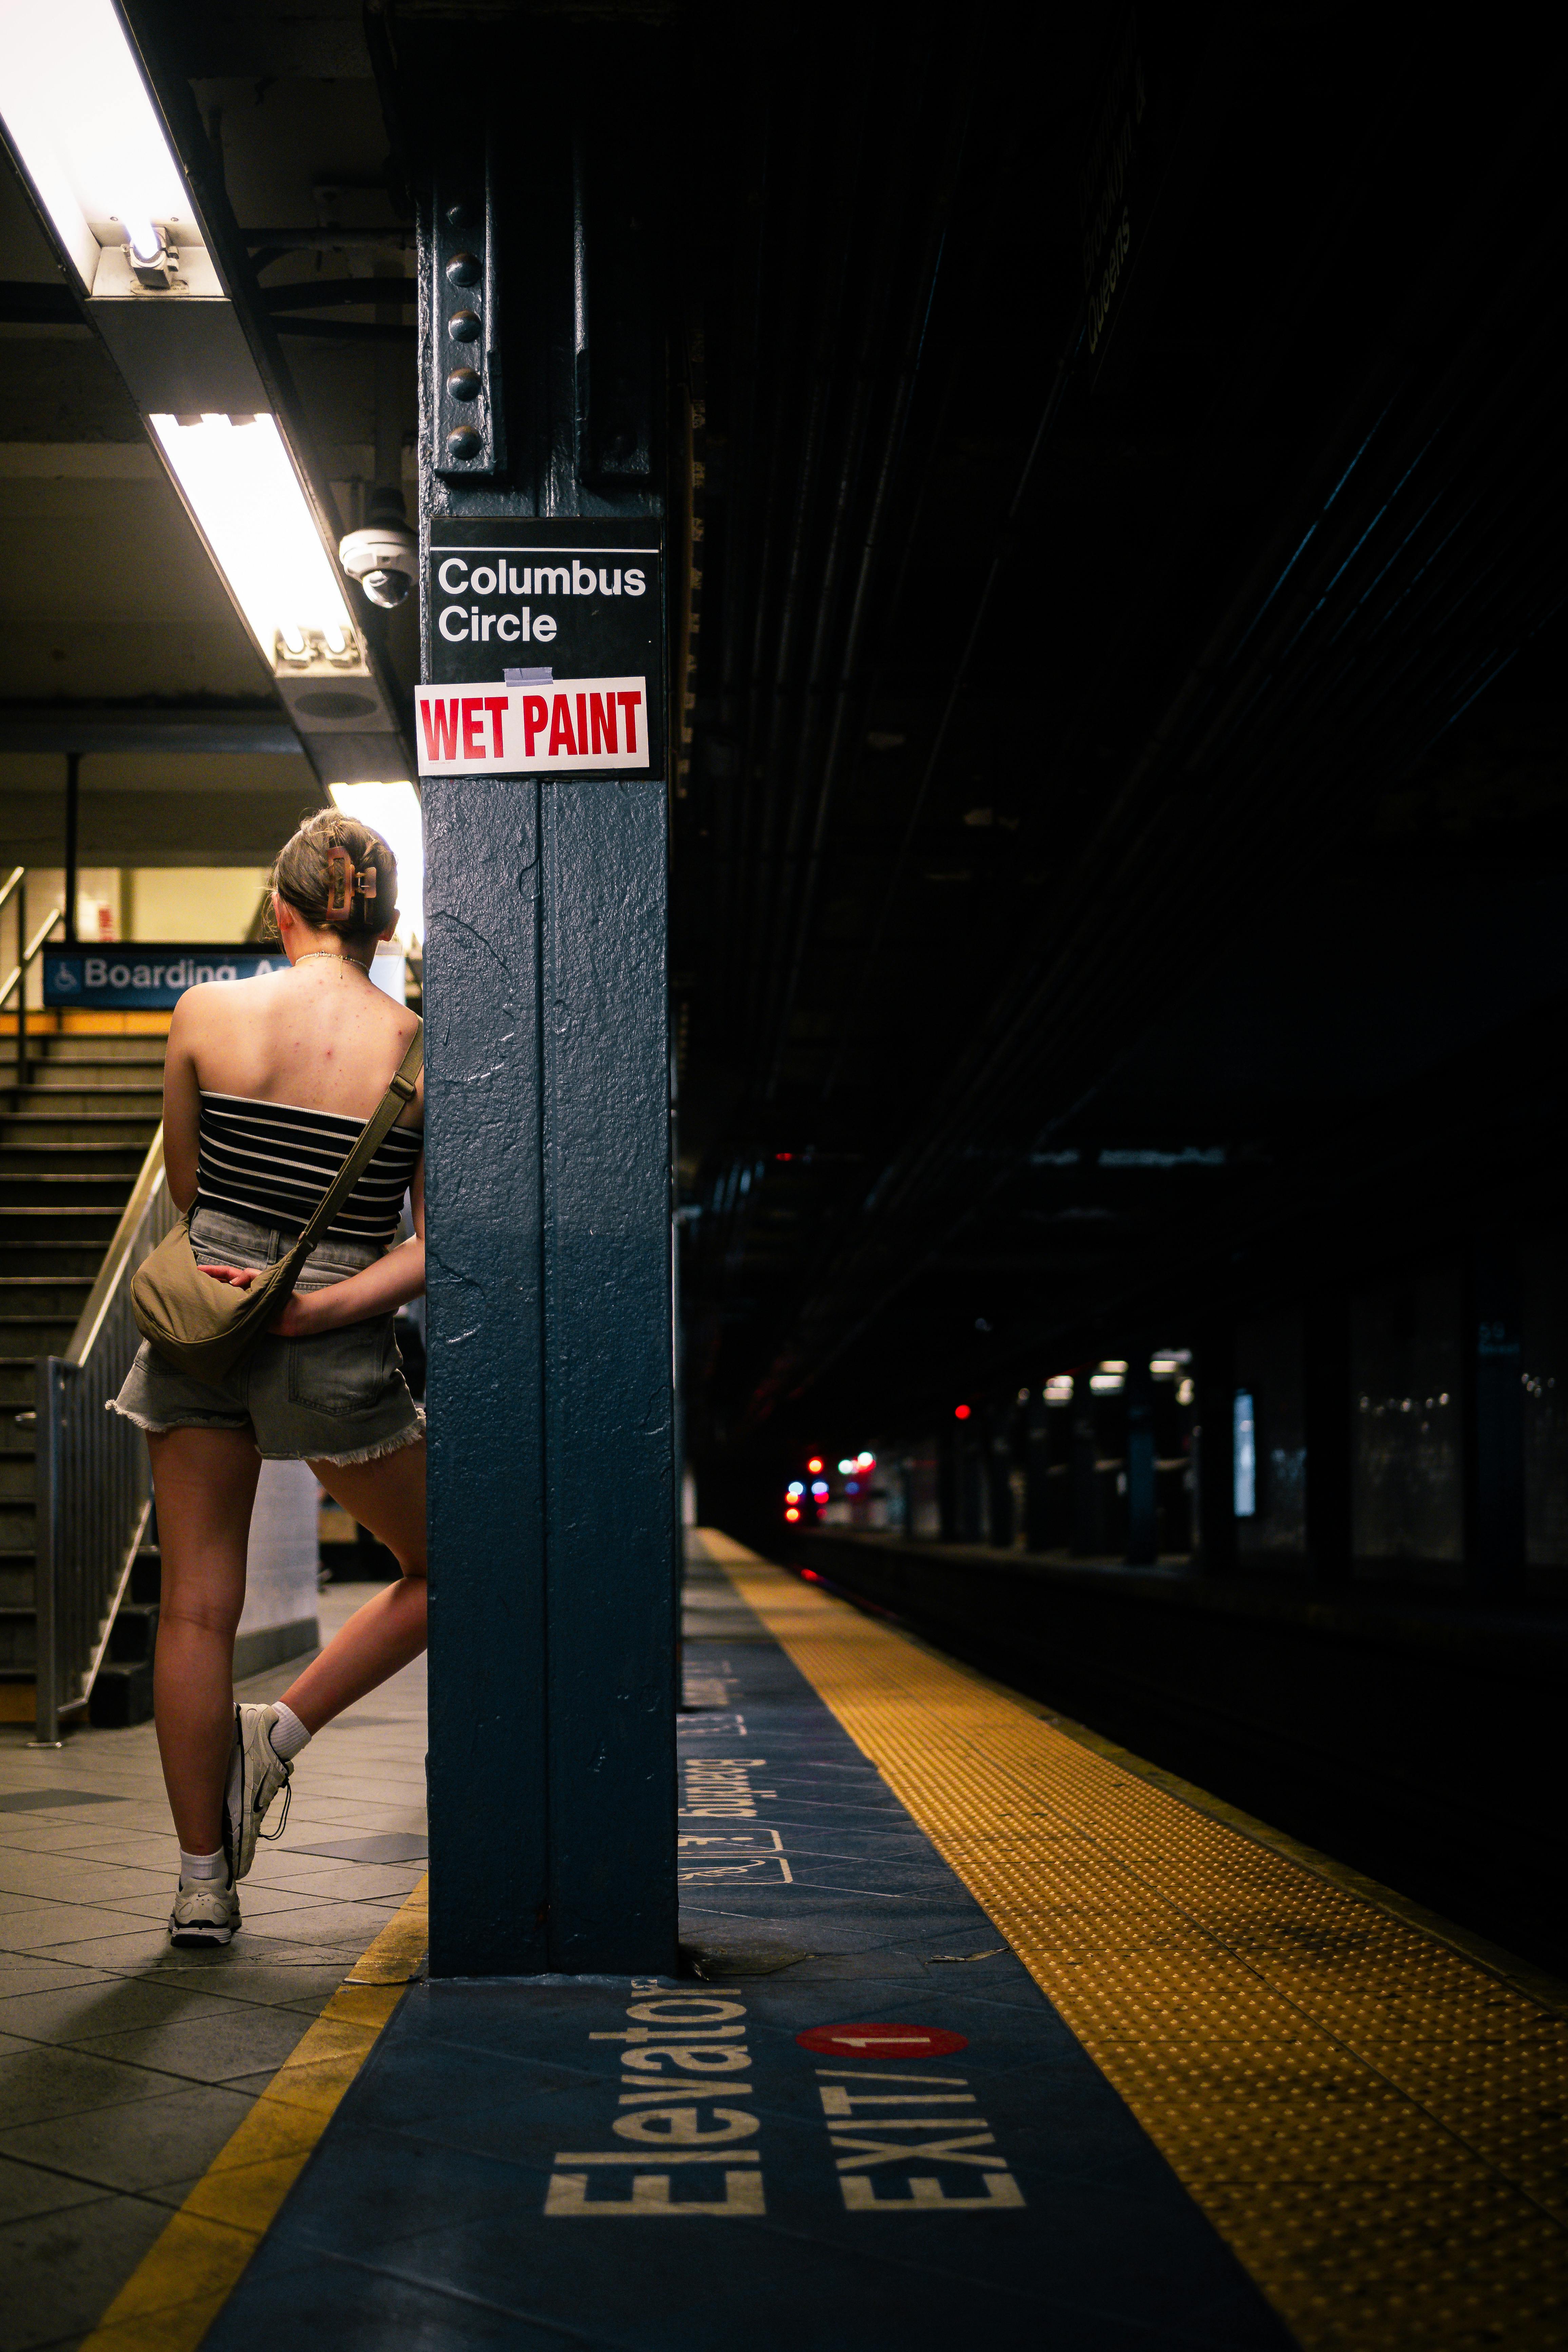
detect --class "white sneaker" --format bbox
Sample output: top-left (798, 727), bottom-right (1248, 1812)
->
top-left (225, 1703), bottom-right (294, 1880)
top-left (169, 1875), bottom-right (240, 1947)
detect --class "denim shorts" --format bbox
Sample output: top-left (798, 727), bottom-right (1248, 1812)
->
top-left (111, 1208), bottom-right (425, 1465)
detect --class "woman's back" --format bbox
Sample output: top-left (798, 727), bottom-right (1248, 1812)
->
top-left (178, 963), bottom-right (422, 1122)
top-left (162, 961), bottom-right (423, 1223)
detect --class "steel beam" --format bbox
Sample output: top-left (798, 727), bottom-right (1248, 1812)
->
top-left (411, 36), bottom-right (675, 1977)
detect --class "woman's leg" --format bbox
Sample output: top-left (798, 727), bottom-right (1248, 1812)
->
top-left (278, 1437), bottom-right (427, 1732)
top-left (148, 1426), bottom-right (262, 1852)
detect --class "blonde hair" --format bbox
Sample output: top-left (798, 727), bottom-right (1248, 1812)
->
top-left (265, 810), bottom-right (398, 942)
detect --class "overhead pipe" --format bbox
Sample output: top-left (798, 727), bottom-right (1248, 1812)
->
top-left (709, 48), bottom-right (773, 1046)
top-left (759, 27), bottom-right (974, 1099)
top-left (737, 103), bottom-right (867, 1045)
top-left (718, 133), bottom-right (814, 1034)
top-left (770, 515), bottom-right (1568, 1418)
top-left (845, 298), bottom-right (1562, 1246)
top-left (753, 326), bottom-right (1568, 1416)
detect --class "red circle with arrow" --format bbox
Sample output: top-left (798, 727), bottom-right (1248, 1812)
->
top-left (796, 2023), bottom-right (968, 2058)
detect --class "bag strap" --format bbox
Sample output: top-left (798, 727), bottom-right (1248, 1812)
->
top-left (293, 1020), bottom-right (424, 1256)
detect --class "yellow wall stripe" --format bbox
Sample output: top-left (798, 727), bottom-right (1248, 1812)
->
top-left (704, 1535), bottom-right (1568, 2351)
top-left (79, 1876), bottom-right (429, 2352)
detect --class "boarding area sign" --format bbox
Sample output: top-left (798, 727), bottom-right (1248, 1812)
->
top-left (420, 517), bottom-right (663, 778)
top-left (43, 947), bottom-right (283, 1010)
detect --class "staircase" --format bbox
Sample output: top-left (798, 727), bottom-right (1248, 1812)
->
top-left (0, 1031), bottom-right (168, 1726)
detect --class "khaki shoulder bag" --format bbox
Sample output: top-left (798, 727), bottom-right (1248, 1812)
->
top-left (131, 1022), bottom-right (423, 1380)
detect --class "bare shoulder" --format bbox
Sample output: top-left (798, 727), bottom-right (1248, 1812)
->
top-left (177, 969), bottom-right (283, 1035)
top-left (170, 976), bottom-right (237, 1038)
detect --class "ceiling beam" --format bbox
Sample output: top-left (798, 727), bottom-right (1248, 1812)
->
top-left (0, 702), bottom-right (303, 753)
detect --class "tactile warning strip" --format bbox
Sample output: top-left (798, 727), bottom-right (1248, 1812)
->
top-left (706, 1536), bottom-right (1568, 2352)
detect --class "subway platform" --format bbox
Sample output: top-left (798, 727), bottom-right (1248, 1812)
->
top-left (4, 1538), bottom-right (1567, 2351)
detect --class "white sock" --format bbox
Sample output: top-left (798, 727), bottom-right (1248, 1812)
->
top-left (179, 1846), bottom-right (225, 1885)
top-left (269, 1701), bottom-right (312, 1762)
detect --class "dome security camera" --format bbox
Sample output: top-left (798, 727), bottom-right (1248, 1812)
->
top-left (339, 487), bottom-right (417, 610)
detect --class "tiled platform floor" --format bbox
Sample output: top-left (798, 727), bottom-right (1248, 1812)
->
top-left (0, 1583), bottom-right (427, 2352)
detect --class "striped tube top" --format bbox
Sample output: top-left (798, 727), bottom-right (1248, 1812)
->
top-left (196, 1093), bottom-right (423, 1247)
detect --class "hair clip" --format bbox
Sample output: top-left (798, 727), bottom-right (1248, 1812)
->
top-left (325, 844), bottom-right (380, 921)
top-left (324, 844), bottom-right (355, 920)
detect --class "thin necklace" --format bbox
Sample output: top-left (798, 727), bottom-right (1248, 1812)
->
top-left (295, 950), bottom-right (370, 972)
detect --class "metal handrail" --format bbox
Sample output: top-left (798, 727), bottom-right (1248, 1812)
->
top-left (33, 1126), bottom-right (175, 1746)
top-left (0, 909), bottom-right (63, 1008)
top-left (63, 1125), bottom-right (169, 1365)
top-left (0, 866), bottom-right (65, 1091)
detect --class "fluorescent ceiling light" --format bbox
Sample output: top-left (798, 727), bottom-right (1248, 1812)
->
top-left (0, 0), bottom-right (192, 286)
top-left (329, 782), bottom-right (423, 948)
top-left (151, 414), bottom-right (354, 660)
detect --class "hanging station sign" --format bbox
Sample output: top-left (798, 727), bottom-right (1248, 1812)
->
top-left (419, 517), bottom-right (664, 777)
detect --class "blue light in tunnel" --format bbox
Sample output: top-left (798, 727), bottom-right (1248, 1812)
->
top-left (1233, 1391), bottom-right (1257, 1519)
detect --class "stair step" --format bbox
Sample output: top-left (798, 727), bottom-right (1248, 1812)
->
top-left (0, 1458), bottom-right (37, 1502)
top-left (0, 1215), bottom-right (124, 1253)
top-left (0, 1148), bottom-right (152, 1179)
top-left (0, 1317), bottom-right (81, 1354)
top-left (28, 1039), bottom-right (167, 1064)
top-left (0, 1115), bottom-right (162, 1143)
top-left (0, 1277), bottom-right (95, 1316)
top-left (90, 1656), bottom-right (154, 1726)
top-left (17, 1054), bottom-right (164, 1070)
top-left (0, 1362), bottom-right (40, 1406)
top-left (0, 1174), bottom-right (143, 1204)
top-left (0, 1242), bottom-right (112, 1276)
top-left (1, 1087), bottom-right (164, 1117)
top-left (0, 1615), bottom-right (36, 1671)
top-left (107, 1600), bottom-right (158, 1664)
top-left (0, 1557), bottom-right (36, 1608)
top-left (0, 1500), bottom-right (38, 1544)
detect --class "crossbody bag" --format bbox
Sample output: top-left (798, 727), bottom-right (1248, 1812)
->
top-left (131, 1022), bottom-right (423, 1380)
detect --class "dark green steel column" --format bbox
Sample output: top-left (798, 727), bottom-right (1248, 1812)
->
top-left (540, 777), bottom-right (673, 1968)
top-left (413, 32), bottom-right (675, 1977)
top-left (424, 776), bottom-right (549, 1974)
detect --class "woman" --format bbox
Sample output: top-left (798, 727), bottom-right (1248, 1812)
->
top-left (112, 813), bottom-right (428, 1947)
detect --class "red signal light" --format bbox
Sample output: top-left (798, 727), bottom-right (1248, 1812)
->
top-left (807, 1456), bottom-right (824, 1473)
top-left (954, 1404), bottom-right (972, 1420)
top-left (784, 1505), bottom-right (801, 1522)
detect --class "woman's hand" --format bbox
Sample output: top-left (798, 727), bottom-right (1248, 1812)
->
top-left (199, 1264), bottom-right (315, 1338)
top-left (268, 1291), bottom-right (321, 1339)
top-left (197, 1236), bottom-right (426, 1341)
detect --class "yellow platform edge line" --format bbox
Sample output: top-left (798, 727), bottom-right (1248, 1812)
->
top-left (700, 1533), bottom-right (1568, 2352)
top-left (78, 1876), bottom-right (430, 2352)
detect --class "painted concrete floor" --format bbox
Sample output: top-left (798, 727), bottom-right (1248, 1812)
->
top-left (200, 1548), bottom-right (1289, 2352)
top-left (0, 1582), bottom-right (426, 2352)
top-left (14, 1546), bottom-right (1551, 2350)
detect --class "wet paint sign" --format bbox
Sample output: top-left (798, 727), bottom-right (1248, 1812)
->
top-left (796, 2024), bottom-right (968, 2059)
top-left (415, 677), bottom-right (648, 775)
